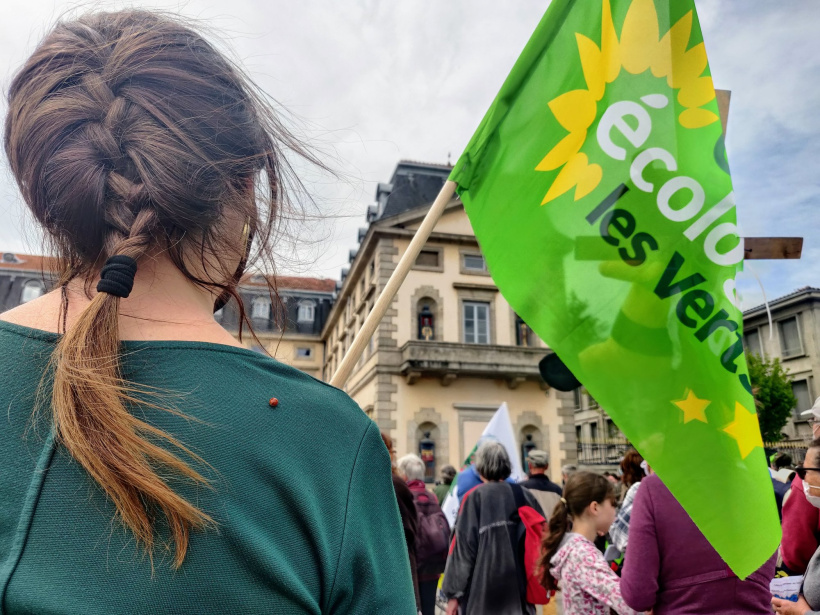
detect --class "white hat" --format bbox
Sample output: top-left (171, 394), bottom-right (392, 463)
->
top-left (801, 397), bottom-right (820, 419)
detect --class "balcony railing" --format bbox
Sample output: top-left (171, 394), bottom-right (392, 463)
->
top-left (399, 340), bottom-right (547, 387)
top-left (766, 439), bottom-right (810, 465)
top-left (577, 437), bottom-right (631, 465)
top-left (576, 437), bottom-right (811, 466)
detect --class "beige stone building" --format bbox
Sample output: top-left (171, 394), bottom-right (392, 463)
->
top-left (216, 275), bottom-right (336, 379)
top-left (322, 161), bottom-right (576, 483)
top-left (743, 286), bottom-right (820, 443)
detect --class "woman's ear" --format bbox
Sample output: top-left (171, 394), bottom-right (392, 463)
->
top-left (589, 500), bottom-right (600, 516)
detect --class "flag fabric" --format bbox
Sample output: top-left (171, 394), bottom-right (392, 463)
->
top-left (441, 403), bottom-right (526, 527)
top-left (449, 0), bottom-right (778, 578)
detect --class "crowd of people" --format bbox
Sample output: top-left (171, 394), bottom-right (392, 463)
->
top-left (386, 421), bottom-right (820, 615)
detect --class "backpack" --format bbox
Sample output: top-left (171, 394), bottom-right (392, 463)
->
top-left (508, 483), bottom-right (553, 606)
top-left (528, 489), bottom-right (561, 522)
top-left (412, 489), bottom-right (450, 575)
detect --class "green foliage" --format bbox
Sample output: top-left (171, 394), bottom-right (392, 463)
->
top-left (746, 353), bottom-right (797, 443)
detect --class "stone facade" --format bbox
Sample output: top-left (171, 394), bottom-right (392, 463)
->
top-left (322, 160), bottom-right (575, 483)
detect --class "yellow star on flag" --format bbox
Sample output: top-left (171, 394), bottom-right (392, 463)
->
top-left (724, 402), bottom-right (765, 460)
top-left (674, 389), bottom-right (710, 424)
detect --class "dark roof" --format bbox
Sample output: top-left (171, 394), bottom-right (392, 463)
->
top-left (398, 159), bottom-right (454, 171)
top-left (744, 286), bottom-right (820, 315)
top-left (378, 160), bottom-right (453, 221)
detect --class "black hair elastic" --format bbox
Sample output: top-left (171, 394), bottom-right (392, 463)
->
top-left (96, 255), bottom-right (138, 298)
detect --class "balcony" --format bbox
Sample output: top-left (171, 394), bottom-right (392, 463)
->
top-left (399, 340), bottom-right (548, 388)
top-left (577, 438), bottom-right (631, 465)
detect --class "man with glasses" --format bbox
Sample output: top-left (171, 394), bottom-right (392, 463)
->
top-left (781, 399), bottom-right (820, 574)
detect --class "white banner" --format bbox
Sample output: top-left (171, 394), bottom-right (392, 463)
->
top-left (441, 402), bottom-right (524, 527)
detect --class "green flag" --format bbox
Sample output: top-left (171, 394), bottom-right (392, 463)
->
top-left (451, 0), bottom-right (778, 578)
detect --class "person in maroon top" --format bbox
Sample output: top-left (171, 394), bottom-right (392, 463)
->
top-left (781, 474), bottom-right (820, 574)
top-left (781, 399), bottom-right (820, 574)
top-left (620, 473), bottom-right (776, 614)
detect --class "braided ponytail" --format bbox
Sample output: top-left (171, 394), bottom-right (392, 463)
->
top-left (5, 10), bottom-right (321, 567)
top-left (51, 207), bottom-right (214, 567)
top-left (537, 472), bottom-right (615, 591)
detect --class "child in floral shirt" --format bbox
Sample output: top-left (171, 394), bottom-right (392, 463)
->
top-left (538, 471), bottom-right (639, 615)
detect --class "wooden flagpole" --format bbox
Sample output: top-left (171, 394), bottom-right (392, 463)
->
top-left (330, 180), bottom-right (457, 388)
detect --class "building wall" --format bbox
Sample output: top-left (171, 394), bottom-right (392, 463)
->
top-left (406, 207), bottom-right (476, 237)
top-left (0, 269), bottom-right (53, 313)
top-left (744, 290), bottom-right (820, 441)
top-left (392, 236), bottom-right (547, 350)
top-left (242, 332), bottom-right (326, 378)
top-left (390, 376), bottom-right (564, 483)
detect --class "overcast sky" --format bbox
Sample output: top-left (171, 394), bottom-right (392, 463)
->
top-left (0, 0), bottom-right (816, 310)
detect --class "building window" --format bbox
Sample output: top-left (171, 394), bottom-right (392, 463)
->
top-left (415, 249), bottom-right (441, 269)
top-left (298, 301), bottom-right (315, 323)
top-left (779, 316), bottom-right (803, 358)
top-left (573, 388), bottom-right (582, 409)
top-left (20, 281), bottom-right (45, 303)
top-left (296, 347), bottom-right (312, 359)
top-left (417, 299), bottom-right (436, 341)
top-left (590, 422), bottom-right (598, 442)
top-left (588, 394), bottom-right (599, 409)
top-left (792, 380), bottom-right (812, 421)
top-left (515, 314), bottom-right (532, 347)
top-left (744, 327), bottom-right (762, 356)
top-left (463, 253), bottom-right (487, 272)
top-left (606, 419), bottom-right (619, 438)
top-left (463, 301), bottom-right (490, 344)
top-left (251, 296), bottom-right (270, 320)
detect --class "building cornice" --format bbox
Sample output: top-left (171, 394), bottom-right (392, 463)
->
top-left (744, 288), bottom-right (820, 322)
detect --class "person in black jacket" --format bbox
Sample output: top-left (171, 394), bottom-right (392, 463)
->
top-left (442, 441), bottom-right (542, 615)
top-left (521, 450), bottom-right (562, 495)
top-left (520, 450), bottom-right (562, 522)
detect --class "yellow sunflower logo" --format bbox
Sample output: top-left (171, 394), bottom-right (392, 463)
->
top-left (537, 0), bottom-right (719, 205)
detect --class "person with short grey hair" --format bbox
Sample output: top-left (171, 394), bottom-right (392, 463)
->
top-left (397, 454), bottom-right (427, 483)
top-left (474, 440), bottom-right (512, 482)
top-left (442, 441), bottom-right (543, 614)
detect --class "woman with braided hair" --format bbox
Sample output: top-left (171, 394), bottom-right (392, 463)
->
top-left (0, 10), bottom-right (415, 614)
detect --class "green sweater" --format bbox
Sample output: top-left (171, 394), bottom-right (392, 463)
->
top-left (0, 320), bottom-right (416, 614)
